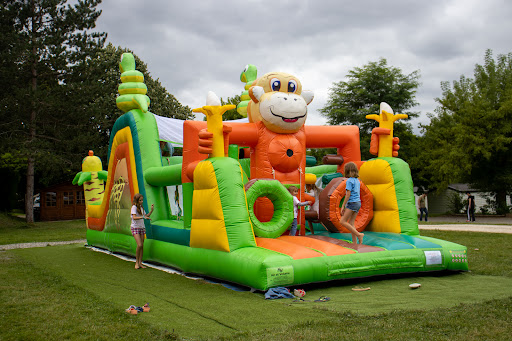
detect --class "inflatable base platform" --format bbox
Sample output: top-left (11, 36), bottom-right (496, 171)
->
top-left (86, 229), bottom-right (467, 290)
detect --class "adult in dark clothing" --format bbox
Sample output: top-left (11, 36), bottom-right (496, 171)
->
top-left (466, 192), bottom-right (475, 222)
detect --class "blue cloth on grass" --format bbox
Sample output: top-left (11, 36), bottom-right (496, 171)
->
top-left (265, 287), bottom-right (294, 299)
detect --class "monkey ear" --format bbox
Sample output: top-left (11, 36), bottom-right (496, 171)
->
top-left (249, 86), bottom-right (264, 103)
top-left (301, 90), bottom-right (314, 105)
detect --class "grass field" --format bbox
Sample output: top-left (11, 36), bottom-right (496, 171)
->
top-left (0, 213), bottom-right (85, 244)
top-left (1, 214), bottom-right (512, 340)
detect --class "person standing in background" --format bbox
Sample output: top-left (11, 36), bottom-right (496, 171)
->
top-left (466, 192), bottom-right (476, 222)
top-left (417, 193), bottom-right (428, 222)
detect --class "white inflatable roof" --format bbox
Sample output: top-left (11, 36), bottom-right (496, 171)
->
top-left (154, 114), bottom-right (249, 147)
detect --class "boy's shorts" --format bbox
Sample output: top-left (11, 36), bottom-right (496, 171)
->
top-left (346, 201), bottom-right (361, 213)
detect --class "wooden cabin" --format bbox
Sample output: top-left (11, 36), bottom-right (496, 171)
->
top-left (36, 181), bottom-right (86, 221)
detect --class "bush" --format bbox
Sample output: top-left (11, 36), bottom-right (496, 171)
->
top-left (448, 192), bottom-right (465, 214)
top-left (495, 202), bottom-right (510, 215)
top-left (479, 203), bottom-right (490, 215)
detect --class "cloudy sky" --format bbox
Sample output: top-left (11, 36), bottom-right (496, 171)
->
top-left (95, 0), bottom-right (512, 133)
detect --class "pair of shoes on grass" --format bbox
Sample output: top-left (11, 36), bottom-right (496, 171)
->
top-left (125, 305), bottom-right (138, 314)
top-left (125, 303), bottom-right (150, 314)
top-left (293, 296), bottom-right (331, 303)
top-left (314, 296), bottom-right (331, 302)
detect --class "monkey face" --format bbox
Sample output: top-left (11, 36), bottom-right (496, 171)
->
top-left (248, 72), bottom-right (314, 133)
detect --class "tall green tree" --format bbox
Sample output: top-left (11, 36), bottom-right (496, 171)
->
top-left (1, 0), bottom-right (106, 222)
top-left (65, 43), bottom-right (193, 163)
top-left (1, 1), bottom-right (194, 220)
top-left (0, 1), bottom-right (25, 209)
top-left (418, 50), bottom-right (512, 213)
top-left (320, 58), bottom-right (421, 161)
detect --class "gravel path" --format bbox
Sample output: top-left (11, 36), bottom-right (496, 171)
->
top-left (419, 215), bottom-right (512, 234)
top-left (419, 224), bottom-right (512, 234)
top-left (0, 239), bottom-right (87, 251)
top-left (424, 215), bottom-right (512, 225)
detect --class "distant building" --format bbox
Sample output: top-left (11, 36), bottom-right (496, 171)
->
top-left (415, 184), bottom-right (511, 215)
top-left (36, 181), bottom-right (85, 221)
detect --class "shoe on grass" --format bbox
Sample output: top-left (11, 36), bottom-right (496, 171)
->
top-left (125, 305), bottom-right (138, 315)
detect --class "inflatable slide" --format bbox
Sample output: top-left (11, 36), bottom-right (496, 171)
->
top-left (73, 55), bottom-right (468, 290)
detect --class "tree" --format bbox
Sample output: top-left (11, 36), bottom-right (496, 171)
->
top-left (306, 147), bottom-right (337, 165)
top-left (320, 58), bottom-right (421, 161)
top-left (221, 95), bottom-right (243, 121)
top-left (65, 43), bottom-right (193, 164)
top-left (0, 1), bottom-right (193, 221)
top-left (418, 50), bottom-right (512, 213)
top-left (0, 0), bottom-right (107, 222)
top-left (0, 2), bottom-right (25, 210)
top-left (198, 95), bottom-right (243, 121)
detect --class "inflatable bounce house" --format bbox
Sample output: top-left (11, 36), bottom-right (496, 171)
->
top-left (73, 54), bottom-right (468, 290)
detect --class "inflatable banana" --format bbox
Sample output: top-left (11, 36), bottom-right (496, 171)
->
top-left (192, 91), bottom-right (236, 157)
top-left (361, 103), bottom-right (416, 235)
top-left (366, 102), bottom-right (407, 157)
top-left (116, 53), bottom-right (150, 113)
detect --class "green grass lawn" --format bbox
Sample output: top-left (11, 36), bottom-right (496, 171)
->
top-left (0, 213), bottom-right (86, 244)
top-left (1, 215), bottom-right (512, 340)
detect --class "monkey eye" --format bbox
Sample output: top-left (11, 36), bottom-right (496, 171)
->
top-left (288, 80), bottom-right (297, 93)
top-left (270, 78), bottom-right (281, 91)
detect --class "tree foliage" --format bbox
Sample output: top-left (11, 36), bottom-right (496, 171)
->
top-left (65, 43), bottom-right (193, 163)
top-left (198, 95), bottom-right (243, 121)
top-left (0, 1), bottom-right (192, 218)
top-left (0, 0), bottom-right (107, 220)
top-left (320, 58), bottom-right (421, 161)
top-left (418, 50), bottom-right (512, 212)
top-left (220, 95), bottom-right (243, 121)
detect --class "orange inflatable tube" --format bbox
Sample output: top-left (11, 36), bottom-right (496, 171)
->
top-left (304, 125), bottom-right (362, 172)
top-left (318, 177), bottom-right (373, 233)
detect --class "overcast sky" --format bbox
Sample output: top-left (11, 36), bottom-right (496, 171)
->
top-left (95, 0), bottom-right (512, 133)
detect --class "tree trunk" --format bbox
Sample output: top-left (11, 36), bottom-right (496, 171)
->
top-left (25, 100), bottom-right (37, 223)
top-left (496, 190), bottom-right (508, 214)
top-left (26, 96), bottom-right (36, 223)
top-left (26, 2), bottom-right (37, 223)
top-left (25, 155), bottom-right (35, 223)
